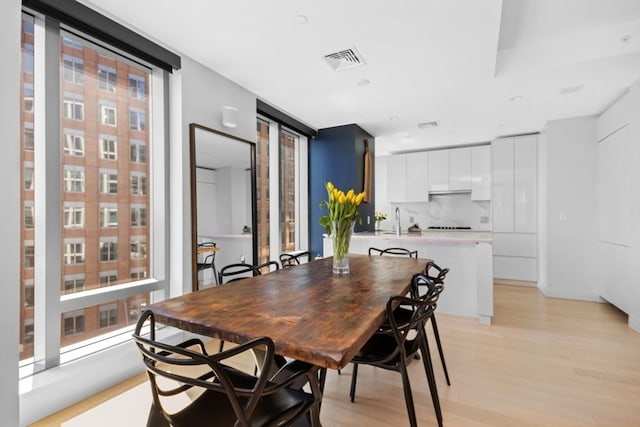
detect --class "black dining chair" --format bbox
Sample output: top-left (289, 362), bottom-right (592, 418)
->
top-left (218, 263), bottom-right (260, 284)
top-left (132, 310), bottom-right (316, 427)
top-left (279, 251), bottom-right (311, 268)
top-left (255, 260), bottom-right (280, 275)
top-left (349, 275), bottom-right (443, 427)
top-left (368, 246), bottom-right (418, 258)
top-left (197, 242), bottom-right (218, 285)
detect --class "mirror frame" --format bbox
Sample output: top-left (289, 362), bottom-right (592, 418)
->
top-left (189, 123), bottom-right (258, 291)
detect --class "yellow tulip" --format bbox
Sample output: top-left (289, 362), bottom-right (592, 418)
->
top-left (338, 194), bottom-right (346, 204)
top-left (346, 189), bottom-right (354, 200)
top-left (355, 192), bottom-right (365, 205)
top-left (326, 182), bottom-right (334, 191)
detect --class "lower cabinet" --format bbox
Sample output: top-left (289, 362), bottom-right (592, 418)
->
top-left (598, 241), bottom-right (632, 315)
top-left (493, 233), bottom-right (537, 282)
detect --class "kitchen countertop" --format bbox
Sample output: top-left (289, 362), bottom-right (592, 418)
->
top-left (352, 230), bottom-right (493, 243)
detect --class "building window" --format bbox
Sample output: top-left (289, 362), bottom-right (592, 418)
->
top-left (63, 54), bottom-right (84, 84)
top-left (63, 275), bottom-right (85, 294)
top-left (130, 269), bottom-right (147, 280)
top-left (24, 280), bottom-right (34, 308)
top-left (63, 239), bottom-right (85, 265)
top-left (99, 169), bottom-right (118, 194)
top-left (130, 173), bottom-right (147, 196)
top-left (129, 107), bottom-right (146, 132)
top-left (99, 203), bottom-right (118, 228)
top-left (24, 162), bottom-right (34, 191)
top-left (63, 310), bottom-right (86, 336)
top-left (130, 237), bottom-right (147, 259)
top-left (62, 36), bottom-right (83, 50)
top-left (99, 238), bottom-right (118, 262)
top-left (99, 136), bottom-right (117, 160)
top-left (23, 43), bottom-right (34, 74)
top-left (24, 202), bottom-right (34, 229)
top-left (98, 65), bottom-right (116, 92)
top-left (63, 202), bottom-right (85, 228)
top-left (63, 92), bottom-right (84, 121)
top-left (98, 304), bottom-right (118, 328)
top-left (130, 205), bottom-right (147, 227)
top-left (63, 129), bottom-right (85, 156)
top-left (99, 271), bottom-right (118, 287)
top-left (64, 166), bottom-right (85, 192)
top-left (100, 103), bottom-right (117, 126)
top-left (24, 83), bottom-right (34, 112)
top-left (130, 139), bottom-right (146, 163)
top-left (24, 122), bottom-right (34, 151)
top-left (24, 241), bottom-right (34, 269)
top-left (129, 74), bottom-right (145, 100)
top-left (24, 320), bottom-right (34, 345)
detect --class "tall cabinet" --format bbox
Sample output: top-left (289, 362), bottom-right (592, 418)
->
top-left (492, 135), bottom-right (538, 282)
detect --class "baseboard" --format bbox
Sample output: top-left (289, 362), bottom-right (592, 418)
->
top-left (493, 278), bottom-right (537, 288)
top-left (537, 286), bottom-right (602, 302)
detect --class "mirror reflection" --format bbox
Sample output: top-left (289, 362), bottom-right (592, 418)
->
top-left (190, 123), bottom-right (257, 291)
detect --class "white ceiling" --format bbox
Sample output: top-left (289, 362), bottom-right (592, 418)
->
top-left (84, 0), bottom-right (640, 155)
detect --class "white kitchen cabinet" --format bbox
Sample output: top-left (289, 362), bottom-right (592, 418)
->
top-left (471, 145), bottom-right (491, 200)
top-left (597, 125), bottom-right (631, 246)
top-left (491, 139), bottom-right (514, 232)
top-left (427, 150), bottom-right (449, 191)
top-left (406, 151), bottom-right (429, 201)
top-left (514, 135), bottom-right (537, 233)
top-left (491, 135), bottom-right (537, 281)
top-left (449, 147), bottom-right (472, 190)
top-left (598, 241), bottom-right (631, 314)
top-left (386, 154), bottom-right (407, 202)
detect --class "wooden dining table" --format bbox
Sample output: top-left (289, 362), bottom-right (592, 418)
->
top-left (146, 254), bottom-right (429, 425)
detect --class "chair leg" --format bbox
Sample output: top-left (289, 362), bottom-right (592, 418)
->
top-left (213, 265), bottom-right (218, 285)
top-left (399, 361), bottom-right (418, 427)
top-left (219, 340), bottom-right (224, 353)
top-left (349, 363), bottom-right (359, 402)
top-left (431, 315), bottom-right (450, 385)
top-left (420, 336), bottom-right (443, 427)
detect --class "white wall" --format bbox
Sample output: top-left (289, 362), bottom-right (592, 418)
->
top-left (539, 117), bottom-right (599, 300)
top-left (173, 56), bottom-right (257, 296)
top-left (627, 79), bottom-right (640, 330)
top-left (0, 0), bottom-right (22, 425)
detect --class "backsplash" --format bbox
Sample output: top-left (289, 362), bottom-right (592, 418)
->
top-left (376, 193), bottom-right (491, 231)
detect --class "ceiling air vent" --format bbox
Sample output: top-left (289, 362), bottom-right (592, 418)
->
top-left (417, 121), bottom-right (439, 129)
top-left (324, 47), bottom-right (366, 71)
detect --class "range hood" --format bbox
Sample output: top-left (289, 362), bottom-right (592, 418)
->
top-left (428, 189), bottom-right (472, 196)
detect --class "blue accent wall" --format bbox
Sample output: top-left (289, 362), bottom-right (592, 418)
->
top-left (309, 124), bottom-right (375, 258)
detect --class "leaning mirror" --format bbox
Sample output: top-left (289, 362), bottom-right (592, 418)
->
top-left (190, 123), bottom-right (257, 291)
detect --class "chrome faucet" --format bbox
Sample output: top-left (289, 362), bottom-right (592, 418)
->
top-left (395, 206), bottom-right (401, 236)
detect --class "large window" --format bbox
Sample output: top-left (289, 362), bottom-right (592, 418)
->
top-left (255, 117), bottom-right (308, 264)
top-left (18, 11), bottom-right (167, 371)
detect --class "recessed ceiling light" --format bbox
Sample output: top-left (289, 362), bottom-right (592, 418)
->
top-left (357, 78), bottom-right (370, 86)
top-left (621, 34), bottom-right (631, 43)
top-left (509, 96), bottom-right (523, 102)
top-left (389, 116), bottom-right (399, 121)
top-left (559, 85), bottom-right (583, 95)
top-left (295, 15), bottom-right (309, 25)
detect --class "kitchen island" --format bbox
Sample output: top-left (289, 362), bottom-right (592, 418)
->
top-left (323, 230), bottom-right (493, 323)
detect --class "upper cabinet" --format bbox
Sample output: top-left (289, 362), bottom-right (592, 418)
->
top-left (406, 152), bottom-right (429, 201)
top-left (492, 135), bottom-right (537, 233)
top-left (427, 150), bottom-right (449, 191)
top-left (428, 147), bottom-right (472, 192)
top-left (387, 152), bottom-right (428, 202)
top-left (386, 154), bottom-right (407, 202)
top-left (471, 145), bottom-right (491, 200)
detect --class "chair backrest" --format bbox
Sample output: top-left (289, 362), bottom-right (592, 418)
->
top-left (279, 251), bottom-right (311, 268)
top-left (255, 260), bottom-right (280, 275)
top-left (368, 247), bottom-right (418, 258)
top-left (424, 260), bottom-right (449, 284)
top-left (386, 281), bottom-right (438, 359)
top-left (218, 263), bottom-right (260, 284)
top-left (133, 310), bottom-right (306, 427)
top-left (197, 242), bottom-right (217, 269)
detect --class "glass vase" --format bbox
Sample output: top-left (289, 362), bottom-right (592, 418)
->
top-left (331, 219), bottom-right (354, 275)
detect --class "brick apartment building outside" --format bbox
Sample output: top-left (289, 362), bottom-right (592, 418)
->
top-left (19, 19), bottom-right (151, 360)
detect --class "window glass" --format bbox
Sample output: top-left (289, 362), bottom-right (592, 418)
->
top-left (279, 129), bottom-right (298, 253)
top-left (256, 119), bottom-right (270, 265)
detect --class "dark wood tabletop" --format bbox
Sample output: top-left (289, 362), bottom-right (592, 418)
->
top-left (148, 254), bottom-right (429, 369)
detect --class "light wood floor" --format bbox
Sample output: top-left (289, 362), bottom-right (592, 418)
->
top-left (31, 284), bottom-right (640, 426)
